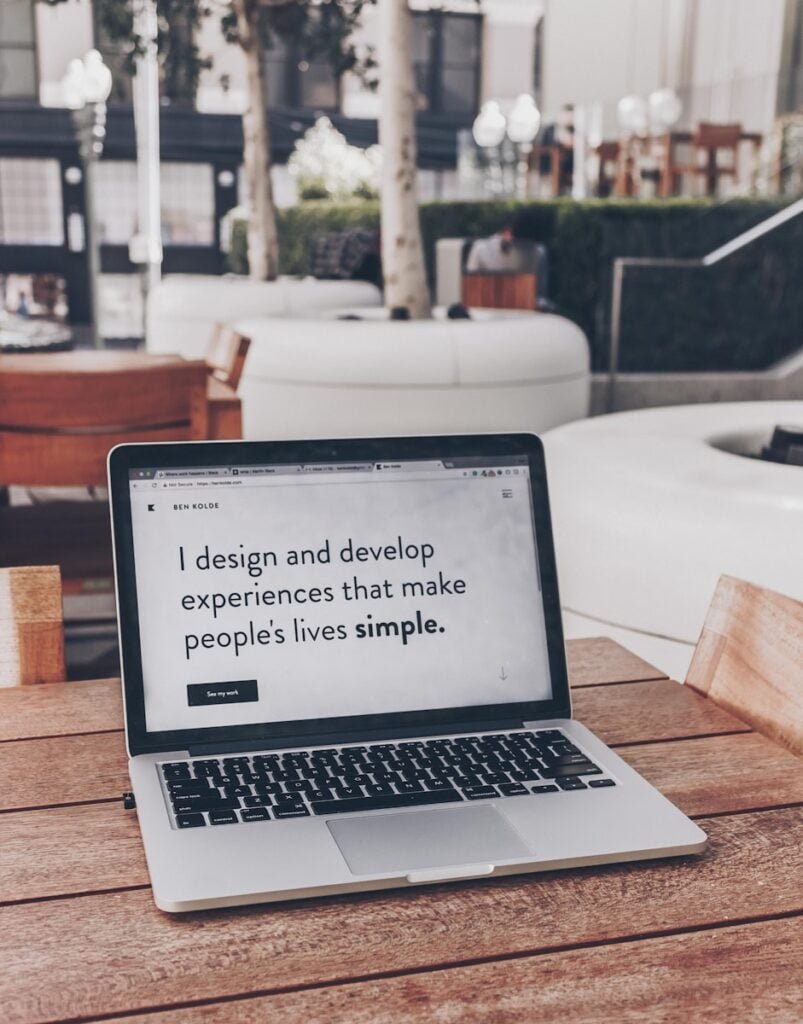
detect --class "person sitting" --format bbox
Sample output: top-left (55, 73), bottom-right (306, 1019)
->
top-left (465, 219), bottom-right (533, 274)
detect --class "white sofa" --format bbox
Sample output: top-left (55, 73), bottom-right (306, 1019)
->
top-left (232, 309), bottom-right (590, 439)
top-left (543, 401), bottom-right (803, 679)
top-left (146, 275), bottom-right (382, 360)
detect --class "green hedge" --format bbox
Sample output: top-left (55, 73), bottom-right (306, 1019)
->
top-left (229, 197), bottom-right (803, 373)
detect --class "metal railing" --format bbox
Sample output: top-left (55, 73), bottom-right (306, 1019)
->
top-left (606, 196), bottom-right (803, 411)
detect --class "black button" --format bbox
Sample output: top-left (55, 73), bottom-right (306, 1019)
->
top-left (209, 810), bottom-right (238, 825)
top-left (176, 813), bottom-right (206, 828)
top-left (531, 784), bottom-right (559, 794)
top-left (557, 776), bottom-right (587, 790)
top-left (273, 802), bottom-right (310, 819)
top-left (461, 786), bottom-right (498, 800)
top-left (498, 783), bottom-right (529, 796)
top-left (589, 778), bottom-right (616, 788)
top-left (241, 808), bottom-right (271, 822)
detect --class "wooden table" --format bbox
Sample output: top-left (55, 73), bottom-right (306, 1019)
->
top-left (2, 638), bottom-right (801, 1023)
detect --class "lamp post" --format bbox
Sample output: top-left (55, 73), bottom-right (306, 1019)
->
top-left (62, 50), bottom-right (112, 349)
top-left (472, 101), bottom-right (507, 195)
top-left (506, 94), bottom-right (541, 199)
top-left (473, 95), bottom-right (541, 199)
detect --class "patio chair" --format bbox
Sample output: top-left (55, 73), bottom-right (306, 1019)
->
top-left (205, 324), bottom-right (251, 390)
top-left (0, 565), bottom-right (64, 686)
top-left (686, 575), bottom-right (803, 756)
top-left (0, 353), bottom-right (209, 591)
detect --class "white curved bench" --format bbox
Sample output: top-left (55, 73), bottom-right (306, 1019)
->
top-left (146, 275), bottom-right (382, 360)
top-left (543, 401), bottom-right (803, 678)
top-left (232, 309), bottom-right (590, 439)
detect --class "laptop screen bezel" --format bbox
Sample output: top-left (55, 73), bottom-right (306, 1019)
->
top-left (108, 434), bottom-right (571, 757)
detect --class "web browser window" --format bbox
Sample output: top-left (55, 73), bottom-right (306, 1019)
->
top-left (128, 456), bottom-right (553, 733)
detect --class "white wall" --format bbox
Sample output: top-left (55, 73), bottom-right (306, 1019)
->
top-left (541, 0), bottom-right (787, 138)
top-left (36, 0), bottom-right (93, 107)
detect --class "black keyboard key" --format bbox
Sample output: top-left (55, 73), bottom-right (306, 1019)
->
top-left (461, 785), bottom-right (498, 800)
top-left (541, 763), bottom-right (600, 778)
top-left (241, 808), bottom-right (271, 822)
top-left (285, 780), bottom-right (312, 793)
top-left (589, 778), bottom-right (616, 788)
top-left (508, 769), bottom-right (541, 783)
top-left (166, 779), bottom-right (213, 794)
top-left (424, 778), bottom-right (456, 792)
top-left (364, 782), bottom-right (394, 796)
top-left (543, 753), bottom-right (592, 766)
top-left (243, 795), bottom-right (272, 807)
top-left (308, 787), bottom-right (334, 801)
top-left (273, 802), bottom-right (310, 819)
top-left (333, 785), bottom-right (365, 799)
top-left (254, 782), bottom-right (284, 796)
top-left (395, 780), bottom-right (424, 794)
top-left (172, 795), bottom-right (241, 813)
top-left (209, 810), bottom-right (239, 825)
top-left (223, 785), bottom-right (253, 798)
top-left (536, 730), bottom-right (565, 741)
top-left (176, 813), bottom-right (206, 828)
top-left (557, 776), bottom-right (587, 790)
top-left (498, 783), bottom-right (529, 796)
top-left (478, 772), bottom-right (510, 785)
top-left (311, 788), bottom-right (463, 816)
top-left (531, 784), bottom-right (559, 794)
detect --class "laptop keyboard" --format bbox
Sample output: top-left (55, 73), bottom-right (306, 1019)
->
top-left (159, 729), bottom-right (616, 828)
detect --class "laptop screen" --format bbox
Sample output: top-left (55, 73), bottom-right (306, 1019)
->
top-left (127, 454), bottom-right (553, 735)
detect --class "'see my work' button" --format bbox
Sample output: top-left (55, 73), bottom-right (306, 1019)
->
top-left (187, 680), bottom-right (259, 707)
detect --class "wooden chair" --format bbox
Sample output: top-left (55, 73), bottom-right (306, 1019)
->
top-left (686, 575), bottom-right (803, 757)
top-left (0, 565), bottom-right (65, 686)
top-left (674, 122), bottom-right (742, 196)
top-left (0, 352), bottom-right (210, 588)
top-left (205, 324), bottom-right (251, 390)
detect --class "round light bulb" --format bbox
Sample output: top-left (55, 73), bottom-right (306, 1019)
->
top-left (617, 94), bottom-right (648, 135)
top-left (506, 93), bottom-right (541, 145)
top-left (82, 49), bottom-right (113, 105)
top-left (472, 101), bottom-right (507, 149)
top-left (648, 88), bottom-right (682, 130)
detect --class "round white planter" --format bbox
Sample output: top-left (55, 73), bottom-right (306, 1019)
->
top-left (146, 275), bottom-right (382, 360)
top-left (542, 401), bottom-right (803, 679)
top-left (233, 308), bottom-right (590, 439)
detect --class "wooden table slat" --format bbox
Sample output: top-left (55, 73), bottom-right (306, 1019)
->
top-left (0, 638), bottom-right (666, 744)
top-left (2, 808), bottom-right (801, 1024)
top-left (107, 915), bottom-right (803, 1024)
top-left (0, 712), bottom-right (793, 819)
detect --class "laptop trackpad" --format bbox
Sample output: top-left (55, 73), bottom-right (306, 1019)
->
top-left (327, 805), bottom-right (532, 876)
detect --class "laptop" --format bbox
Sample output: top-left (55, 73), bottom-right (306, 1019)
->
top-left (108, 433), bottom-right (706, 913)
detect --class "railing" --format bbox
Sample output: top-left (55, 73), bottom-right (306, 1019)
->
top-left (606, 196), bottom-right (803, 411)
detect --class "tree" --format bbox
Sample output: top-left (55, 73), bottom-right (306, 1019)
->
top-left (377, 0), bottom-right (430, 318)
top-left (45, 0), bottom-right (375, 281)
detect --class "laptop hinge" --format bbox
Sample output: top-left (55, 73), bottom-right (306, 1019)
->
top-left (188, 717), bottom-right (526, 756)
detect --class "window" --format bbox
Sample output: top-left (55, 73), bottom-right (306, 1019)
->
top-left (0, 159), bottom-right (63, 245)
top-left (263, 30), bottom-right (339, 111)
top-left (94, 160), bottom-right (215, 247)
top-left (412, 10), bottom-right (481, 116)
top-left (0, 0), bottom-right (37, 100)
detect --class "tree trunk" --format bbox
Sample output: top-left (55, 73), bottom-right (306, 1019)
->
top-left (377, 0), bottom-right (431, 318)
top-left (233, 0), bottom-right (279, 280)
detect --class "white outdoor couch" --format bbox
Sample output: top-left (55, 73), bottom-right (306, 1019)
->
top-left (230, 308), bottom-right (590, 439)
top-left (543, 401), bottom-right (803, 679)
top-left (146, 275), bottom-right (382, 360)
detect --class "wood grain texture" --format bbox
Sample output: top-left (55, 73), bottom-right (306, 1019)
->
top-left (2, 808), bottom-right (800, 1023)
top-left (0, 639), bottom-right (665, 742)
top-left (0, 565), bottom-right (64, 686)
top-left (1, 712), bottom-right (797, 818)
top-left (108, 916), bottom-right (803, 1024)
top-left (686, 575), bottom-right (803, 756)
top-left (206, 325), bottom-right (251, 390)
top-left (0, 677), bottom-right (121, 741)
top-left (570, 677), bottom-right (749, 745)
top-left (565, 637), bottom-right (667, 686)
top-left (461, 273), bottom-right (538, 311)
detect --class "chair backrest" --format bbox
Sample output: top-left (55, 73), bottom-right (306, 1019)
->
top-left (686, 575), bottom-right (803, 756)
top-left (205, 324), bottom-right (251, 390)
top-left (0, 565), bottom-right (64, 686)
top-left (0, 352), bottom-right (209, 487)
top-left (693, 122), bottom-right (741, 149)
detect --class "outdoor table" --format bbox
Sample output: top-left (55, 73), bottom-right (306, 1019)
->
top-left (0, 317), bottom-right (73, 354)
top-left (1, 637), bottom-right (801, 1023)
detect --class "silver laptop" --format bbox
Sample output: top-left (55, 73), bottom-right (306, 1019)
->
top-left (108, 433), bottom-right (705, 913)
